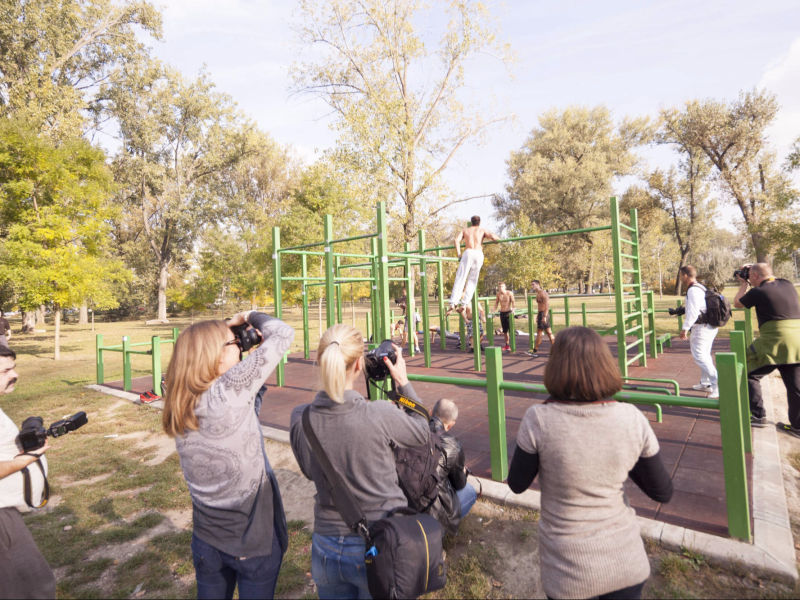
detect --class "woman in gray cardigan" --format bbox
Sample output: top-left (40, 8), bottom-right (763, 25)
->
top-left (508, 326), bottom-right (673, 599)
top-left (290, 324), bottom-right (429, 599)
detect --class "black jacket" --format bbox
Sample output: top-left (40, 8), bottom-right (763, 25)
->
top-left (428, 417), bottom-right (468, 535)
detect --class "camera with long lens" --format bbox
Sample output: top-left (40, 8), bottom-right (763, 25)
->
top-left (230, 322), bottom-right (262, 352)
top-left (733, 265), bottom-right (751, 281)
top-left (668, 306), bottom-right (686, 316)
top-left (18, 412), bottom-right (88, 452)
top-left (364, 339), bottom-right (397, 381)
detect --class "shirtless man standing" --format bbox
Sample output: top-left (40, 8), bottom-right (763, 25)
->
top-left (528, 280), bottom-right (555, 357)
top-left (447, 216), bottom-right (499, 314)
top-left (494, 282), bottom-right (515, 351)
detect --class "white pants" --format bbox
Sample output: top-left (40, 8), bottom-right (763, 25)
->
top-left (449, 249), bottom-right (484, 308)
top-left (690, 324), bottom-right (718, 389)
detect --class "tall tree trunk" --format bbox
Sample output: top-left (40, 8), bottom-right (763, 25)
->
top-left (21, 311), bottom-right (36, 333)
top-left (157, 261), bottom-right (169, 321)
top-left (79, 300), bottom-right (89, 325)
top-left (54, 304), bottom-right (61, 360)
top-left (36, 306), bottom-right (45, 327)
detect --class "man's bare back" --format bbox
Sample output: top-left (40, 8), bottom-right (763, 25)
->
top-left (455, 225), bottom-right (498, 256)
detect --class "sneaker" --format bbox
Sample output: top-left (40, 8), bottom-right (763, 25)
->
top-left (776, 422), bottom-right (800, 439)
top-left (526, 350), bottom-right (539, 358)
top-left (750, 415), bottom-right (769, 428)
top-left (692, 383), bottom-right (712, 391)
top-left (707, 388), bottom-right (719, 399)
top-left (503, 344), bottom-right (510, 352)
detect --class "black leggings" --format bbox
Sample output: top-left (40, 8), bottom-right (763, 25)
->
top-left (547, 580), bottom-right (646, 600)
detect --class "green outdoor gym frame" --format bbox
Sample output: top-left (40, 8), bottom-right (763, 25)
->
top-left (271, 197), bottom-right (655, 383)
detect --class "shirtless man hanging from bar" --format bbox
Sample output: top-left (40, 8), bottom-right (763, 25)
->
top-left (528, 279), bottom-right (555, 357)
top-left (446, 216), bottom-right (499, 315)
top-left (494, 282), bottom-right (515, 351)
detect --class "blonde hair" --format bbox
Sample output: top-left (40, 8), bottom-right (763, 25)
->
top-left (163, 320), bottom-right (230, 437)
top-left (317, 323), bottom-right (364, 403)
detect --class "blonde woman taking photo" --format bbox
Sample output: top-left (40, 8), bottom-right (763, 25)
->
top-left (163, 311), bottom-right (294, 600)
top-left (290, 324), bottom-right (430, 599)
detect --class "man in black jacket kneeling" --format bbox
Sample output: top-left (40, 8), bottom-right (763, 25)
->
top-left (428, 399), bottom-right (478, 535)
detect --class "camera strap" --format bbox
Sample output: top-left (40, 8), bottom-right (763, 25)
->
top-left (20, 457), bottom-right (49, 509)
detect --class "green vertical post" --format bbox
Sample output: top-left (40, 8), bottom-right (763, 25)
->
top-left (459, 313), bottom-right (466, 351)
top-left (301, 253), bottom-right (310, 359)
top-left (418, 231), bottom-right (431, 367)
top-left (272, 227), bottom-right (284, 387)
top-left (323, 215), bottom-right (336, 328)
top-left (366, 309), bottom-right (372, 341)
top-left (96, 334), bottom-right (104, 385)
top-left (564, 296), bottom-right (571, 327)
top-left (370, 238), bottom-right (380, 342)
top-left (743, 308), bottom-right (754, 345)
top-left (647, 290), bottom-right (657, 358)
top-left (122, 336), bottom-right (131, 392)
top-left (716, 352), bottom-right (752, 542)
top-left (676, 299), bottom-right (684, 330)
top-left (581, 302), bottom-right (588, 327)
top-left (484, 299), bottom-right (494, 346)
top-left (610, 198), bottom-right (628, 376)
top-left (436, 249), bottom-right (446, 350)
top-left (509, 310), bottom-right (517, 352)
top-left (729, 330), bottom-right (752, 453)
top-left (172, 327), bottom-right (179, 343)
top-left (404, 242), bottom-right (415, 357)
top-left (527, 295), bottom-right (535, 351)
top-left (151, 336), bottom-right (162, 395)
top-left (335, 256), bottom-right (343, 324)
top-left (630, 208), bottom-right (647, 366)
top-left (375, 202), bottom-right (391, 341)
top-left (472, 291), bottom-right (481, 371)
top-left (485, 347), bottom-right (508, 481)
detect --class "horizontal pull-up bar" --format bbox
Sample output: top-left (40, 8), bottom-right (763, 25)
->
top-left (279, 231), bottom-right (377, 253)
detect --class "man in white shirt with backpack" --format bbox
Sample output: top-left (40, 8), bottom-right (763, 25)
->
top-left (678, 265), bottom-right (720, 399)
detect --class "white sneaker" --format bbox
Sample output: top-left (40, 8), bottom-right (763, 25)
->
top-left (707, 388), bottom-right (719, 399)
top-left (692, 383), bottom-right (712, 391)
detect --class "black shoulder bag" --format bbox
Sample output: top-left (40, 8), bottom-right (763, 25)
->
top-left (301, 407), bottom-right (446, 599)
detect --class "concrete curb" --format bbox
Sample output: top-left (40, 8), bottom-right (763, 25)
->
top-left (90, 382), bottom-right (799, 583)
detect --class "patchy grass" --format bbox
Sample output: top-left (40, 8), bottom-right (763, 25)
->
top-left (789, 452), bottom-right (800, 474)
top-left (276, 521), bottom-right (315, 599)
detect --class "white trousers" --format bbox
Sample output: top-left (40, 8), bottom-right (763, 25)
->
top-left (449, 249), bottom-right (484, 308)
top-left (690, 324), bottom-right (718, 389)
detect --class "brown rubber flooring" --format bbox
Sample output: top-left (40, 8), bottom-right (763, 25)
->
top-left (111, 332), bottom-right (751, 538)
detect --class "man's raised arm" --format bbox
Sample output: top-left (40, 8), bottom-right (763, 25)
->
top-left (454, 230), bottom-right (464, 257)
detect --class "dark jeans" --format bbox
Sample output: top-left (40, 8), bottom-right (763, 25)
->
top-left (748, 363), bottom-right (800, 427)
top-left (547, 579), bottom-right (645, 600)
top-left (192, 531), bottom-right (283, 600)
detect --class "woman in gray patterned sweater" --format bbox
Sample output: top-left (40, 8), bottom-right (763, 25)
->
top-left (508, 326), bottom-right (673, 599)
top-left (163, 311), bottom-right (294, 600)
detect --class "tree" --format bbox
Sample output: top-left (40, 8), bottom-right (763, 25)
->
top-left (292, 0), bottom-right (510, 243)
top-left (661, 91), bottom-right (797, 262)
top-left (0, 119), bottom-right (127, 358)
top-left (0, 0), bottom-right (162, 137)
top-left (109, 61), bottom-right (255, 320)
top-left (498, 106), bottom-right (649, 291)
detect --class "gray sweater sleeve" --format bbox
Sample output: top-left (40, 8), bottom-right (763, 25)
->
top-left (216, 313), bottom-right (294, 404)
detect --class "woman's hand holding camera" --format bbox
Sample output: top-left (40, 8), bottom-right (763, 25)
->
top-left (382, 343), bottom-right (409, 387)
top-left (227, 311), bottom-right (252, 327)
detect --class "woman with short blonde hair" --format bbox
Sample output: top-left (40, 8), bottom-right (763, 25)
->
top-left (290, 325), bottom-right (430, 599)
top-left (508, 326), bottom-right (672, 600)
top-left (164, 311), bottom-right (294, 600)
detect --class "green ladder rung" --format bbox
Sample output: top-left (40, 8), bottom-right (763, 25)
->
top-left (626, 352), bottom-right (644, 365)
top-left (624, 325), bottom-right (643, 335)
top-left (622, 283), bottom-right (640, 288)
top-left (619, 238), bottom-right (637, 246)
top-left (625, 339), bottom-right (643, 351)
top-left (620, 253), bottom-right (638, 260)
top-left (621, 268), bottom-right (638, 273)
top-left (619, 223), bottom-right (636, 232)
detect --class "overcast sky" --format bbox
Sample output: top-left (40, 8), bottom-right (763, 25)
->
top-left (149, 0), bottom-right (800, 230)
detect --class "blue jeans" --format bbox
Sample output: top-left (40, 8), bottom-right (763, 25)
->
top-left (311, 533), bottom-right (372, 599)
top-left (457, 482), bottom-right (478, 517)
top-left (192, 532), bottom-right (283, 600)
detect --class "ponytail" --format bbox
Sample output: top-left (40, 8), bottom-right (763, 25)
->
top-left (317, 324), bottom-right (364, 403)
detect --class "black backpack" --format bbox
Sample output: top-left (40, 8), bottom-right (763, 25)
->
top-left (694, 284), bottom-right (732, 327)
top-left (394, 423), bottom-right (444, 512)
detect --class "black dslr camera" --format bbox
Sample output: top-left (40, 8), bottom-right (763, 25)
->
top-left (364, 339), bottom-right (397, 381)
top-left (230, 322), bottom-right (262, 352)
top-left (18, 412), bottom-right (88, 452)
top-left (668, 306), bottom-right (686, 316)
top-left (733, 265), bottom-right (751, 281)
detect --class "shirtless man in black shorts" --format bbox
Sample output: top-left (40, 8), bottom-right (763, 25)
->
top-left (494, 282), bottom-right (515, 351)
top-left (528, 280), bottom-right (555, 357)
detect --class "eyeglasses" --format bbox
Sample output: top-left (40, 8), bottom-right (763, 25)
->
top-left (224, 338), bottom-right (239, 348)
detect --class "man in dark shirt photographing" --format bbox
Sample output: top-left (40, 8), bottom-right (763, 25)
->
top-left (734, 263), bottom-right (800, 436)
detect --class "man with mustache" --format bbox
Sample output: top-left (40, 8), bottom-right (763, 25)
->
top-left (0, 345), bottom-right (55, 598)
